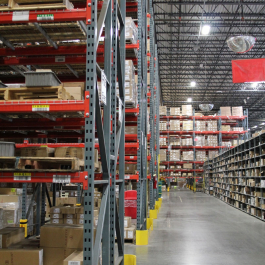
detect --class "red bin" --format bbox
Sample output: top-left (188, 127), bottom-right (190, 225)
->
top-left (124, 190), bottom-right (137, 219)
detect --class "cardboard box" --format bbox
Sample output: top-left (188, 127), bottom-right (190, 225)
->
top-left (124, 163), bottom-right (137, 174)
top-left (125, 126), bottom-right (137, 134)
top-left (64, 214), bottom-right (77, 219)
top-left (220, 106), bottom-right (231, 116)
top-left (75, 207), bottom-right (84, 214)
top-left (182, 121), bottom-right (193, 131)
top-left (170, 107), bottom-right (181, 116)
top-left (56, 198), bottom-right (78, 207)
top-left (40, 224), bottom-right (84, 249)
top-left (0, 227), bottom-right (24, 249)
top-left (63, 82), bottom-right (84, 100)
top-left (55, 147), bottom-right (84, 160)
top-left (232, 106), bottom-right (243, 116)
top-left (183, 163), bottom-right (192, 169)
top-left (124, 217), bottom-right (131, 228)
top-left (159, 106), bottom-right (167, 116)
top-left (170, 120), bottom-right (180, 131)
top-left (20, 147), bottom-right (54, 157)
top-left (181, 105), bottom-right (192, 116)
top-left (50, 213), bottom-right (63, 219)
top-left (0, 249), bottom-right (43, 265)
top-left (64, 219), bottom-right (77, 225)
top-left (43, 247), bottom-right (78, 265)
top-left (76, 218), bottom-right (84, 225)
top-left (64, 250), bottom-right (83, 265)
top-left (50, 218), bottom-right (64, 224)
top-left (183, 151), bottom-right (194, 161)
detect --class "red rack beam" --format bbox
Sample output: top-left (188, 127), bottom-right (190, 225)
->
top-left (160, 115), bottom-right (247, 120)
top-left (0, 171), bottom-right (88, 189)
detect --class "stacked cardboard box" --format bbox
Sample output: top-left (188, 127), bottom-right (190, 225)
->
top-left (232, 106), bottom-right (243, 116)
top-left (159, 121), bottom-right (167, 131)
top-left (170, 107), bottom-right (181, 116)
top-left (183, 151), bottom-right (194, 161)
top-left (125, 17), bottom-right (138, 44)
top-left (182, 138), bottom-right (192, 146)
top-left (207, 135), bottom-right (218, 146)
top-left (182, 121), bottom-right (193, 131)
top-left (159, 106), bottom-right (167, 116)
top-left (170, 150), bottom-right (180, 161)
top-left (195, 136), bottom-right (205, 146)
top-left (170, 120), bottom-right (180, 131)
top-left (124, 163), bottom-right (137, 174)
top-left (159, 138), bottom-right (167, 146)
top-left (221, 125), bottom-right (231, 131)
top-left (232, 127), bottom-right (244, 131)
top-left (169, 137), bottom-right (180, 146)
top-left (159, 149), bottom-right (167, 161)
top-left (182, 105), bottom-right (192, 116)
top-left (124, 60), bottom-right (137, 107)
top-left (207, 120), bottom-right (218, 131)
top-left (183, 163), bottom-right (192, 169)
top-left (208, 151), bottom-right (218, 160)
top-left (196, 121), bottom-right (206, 131)
top-left (220, 106), bottom-right (231, 116)
top-left (196, 151), bottom-right (206, 161)
top-left (125, 126), bottom-right (137, 134)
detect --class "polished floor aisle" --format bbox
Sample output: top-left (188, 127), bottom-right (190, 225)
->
top-left (125, 190), bottom-right (265, 265)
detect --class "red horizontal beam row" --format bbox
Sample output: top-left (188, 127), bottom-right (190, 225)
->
top-left (159, 146), bottom-right (227, 150)
top-left (160, 116), bottom-right (247, 120)
top-left (159, 131), bottom-right (247, 135)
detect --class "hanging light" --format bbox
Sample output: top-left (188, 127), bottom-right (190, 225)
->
top-left (190, 81), bottom-right (196, 87)
top-left (201, 24), bottom-right (211, 35)
top-left (227, 36), bottom-right (256, 53)
top-left (187, 98), bottom-right (192, 102)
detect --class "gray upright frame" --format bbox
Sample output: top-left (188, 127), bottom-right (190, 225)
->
top-left (83, 0), bottom-right (125, 264)
top-left (137, 0), bottom-right (148, 230)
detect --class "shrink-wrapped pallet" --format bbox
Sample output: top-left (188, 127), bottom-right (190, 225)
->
top-left (182, 105), bottom-right (193, 116)
top-left (220, 106), bottom-right (231, 116)
top-left (194, 136), bottom-right (205, 146)
top-left (170, 120), bottom-right (180, 131)
top-left (182, 120), bottom-right (193, 131)
top-left (232, 106), bottom-right (243, 116)
top-left (159, 138), bottom-right (167, 146)
top-left (159, 149), bottom-right (167, 161)
top-left (208, 151), bottom-right (218, 160)
top-left (207, 135), bottom-right (218, 146)
top-left (196, 151), bottom-right (207, 161)
top-left (159, 106), bottom-right (167, 116)
top-left (159, 121), bottom-right (167, 131)
top-left (169, 137), bottom-right (181, 146)
top-left (183, 151), bottom-right (194, 161)
top-left (125, 17), bottom-right (138, 44)
top-left (170, 107), bottom-right (181, 116)
top-left (196, 121), bottom-right (206, 131)
top-left (207, 120), bottom-right (218, 131)
top-left (170, 150), bottom-right (180, 161)
top-left (182, 138), bottom-right (193, 146)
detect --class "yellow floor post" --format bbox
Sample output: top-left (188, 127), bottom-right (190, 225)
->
top-left (155, 201), bottom-right (159, 213)
top-left (124, 254), bottom-right (136, 265)
top-left (158, 198), bottom-right (162, 208)
top-left (136, 230), bottom-right (148, 245)
top-left (147, 218), bottom-right (153, 231)
top-left (149, 209), bottom-right (157, 219)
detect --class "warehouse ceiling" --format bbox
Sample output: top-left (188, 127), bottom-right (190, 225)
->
top-left (154, 0), bottom-right (265, 128)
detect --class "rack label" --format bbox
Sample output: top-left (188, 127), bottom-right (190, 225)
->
top-left (53, 175), bottom-right (71, 183)
top-left (37, 14), bottom-right (54, 21)
top-left (55, 56), bottom-right (65, 62)
top-left (101, 71), bottom-right (107, 105)
top-left (12, 11), bottom-right (29, 21)
top-left (125, 175), bottom-right (130, 179)
top-left (14, 173), bottom-right (31, 181)
top-left (32, 105), bottom-right (50, 112)
top-left (69, 261), bottom-right (80, 265)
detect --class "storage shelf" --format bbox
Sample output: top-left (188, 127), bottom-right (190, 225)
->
top-left (160, 115), bottom-right (247, 120)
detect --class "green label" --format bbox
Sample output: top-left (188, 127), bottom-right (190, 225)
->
top-left (37, 14), bottom-right (54, 21)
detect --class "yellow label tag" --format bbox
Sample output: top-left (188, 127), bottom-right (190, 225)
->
top-left (14, 173), bottom-right (32, 177)
top-left (11, 188), bottom-right (16, 192)
top-left (32, 105), bottom-right (50, 111)
top-left (40, 145), bottom-right (48, 147)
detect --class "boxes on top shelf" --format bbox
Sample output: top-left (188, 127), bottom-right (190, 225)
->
top-left (170, 107), bottom-right (181, 116)
top-left (181, 105), bottom-right (192, 116)
top-left (232, 106), bottom-right (243, 116)
top-left (220, 106), bottom-right (231, 116)
top-left (232, 127), bottom-right (244, 131)
top-left (221, 125), bottom-right (231, 131)
top-left (159, 149), bottom-right (167, 161)
top-left (159, 121), bottom-right (167, 131)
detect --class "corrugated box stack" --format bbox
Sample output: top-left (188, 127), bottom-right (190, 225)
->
top-left (182, 105), bottom-right (192, 116)
top-left (170, 150), bottom-right (180, 161)
top-left (207, 120), bottom-right (218, 131)
top-left (232, 127), bottom-right (244, 131)
top-left (182, 138), bottom-right (192, 146)
top-left (124, 60), bottom-right (137, 107)
top-left (183, 151), bottom-right (194, 161)
top-left (159, 137), bottom-right (167, 146)
top-left (170, 107), bottom-right (181, 116)
top-left (195, 136), bottom-right (205, 146)
top-left (170, 120), bottom-right (180, 131)
top-left (232, 106), bottom-right (243, 116)
top-left (207, 135), bottom-right (218, 146)
top-left (182, 121), bottom-right (193, 131)
top-left (125, 17), bottom-right (138, 44)
top-left (220, 106), bottom-right (231, 116)
top-left (169, 136), bottom-right (181, 146)
top-left (160, 149), bottom-right (167, 161)
top-left (196, 121), bottom-right (206, 131)
top-left (221, 125), bottom-right (231, 131)
top-left (159, 106), bottom-right (167, 116)
top-left (125, 125), bottom-right (137, 134)
top-left (208, 150), bottom-right (218, 160)
top-left (196, 151), bottom-right (207, 161)
top-left (159, 121), bottom-right (167, 131)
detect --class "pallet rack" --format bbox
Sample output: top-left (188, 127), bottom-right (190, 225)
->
top-left (209, 132), bottom-right (265, 221)
top-left (0, 0), bottom-right (160, 261)
top-left (159, 107), bottom-right (248, 192)
top-left (203, 159), bottom-right (213, 195)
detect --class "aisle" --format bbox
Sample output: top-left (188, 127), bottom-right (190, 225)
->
top-left (125, 190), bottom-right (265, 265)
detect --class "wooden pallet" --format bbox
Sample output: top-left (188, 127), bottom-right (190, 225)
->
top-left (17, 157), bottom-right (83, 171)
top-left (0, 157), bottom-right (83, 171)
top-left (0, 0), bottom-right (74, 11)
top-left (0, 86), bottom-right (74, 101)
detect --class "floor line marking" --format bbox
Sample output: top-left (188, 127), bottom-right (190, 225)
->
top-left (179, 196), bottom-right (182, 202)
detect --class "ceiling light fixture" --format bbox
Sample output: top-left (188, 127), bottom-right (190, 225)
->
top-left (191, 81), bottom-right (196, 87)
top-left (187, 98), bottom-right (192, 102)
top-left (201, 24), bottom-right (211, 35)
top-left (253, 126), bottom-right (257, 128)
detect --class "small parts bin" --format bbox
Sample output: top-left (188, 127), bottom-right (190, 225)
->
top-left (125, 190), bottom-right (137, 219)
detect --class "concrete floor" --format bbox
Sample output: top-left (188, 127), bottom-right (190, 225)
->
top-left (125, 190), bottom-right (265, 265)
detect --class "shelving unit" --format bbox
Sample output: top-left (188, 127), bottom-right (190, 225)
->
top-left (159, 107), bottom-right (248, 192)
top-left (209, 132), bottom-right (265, 221)
top-left (0, 0), bottom-right (160, 260)
top-left (203, 159), bottom-right (213, 195)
